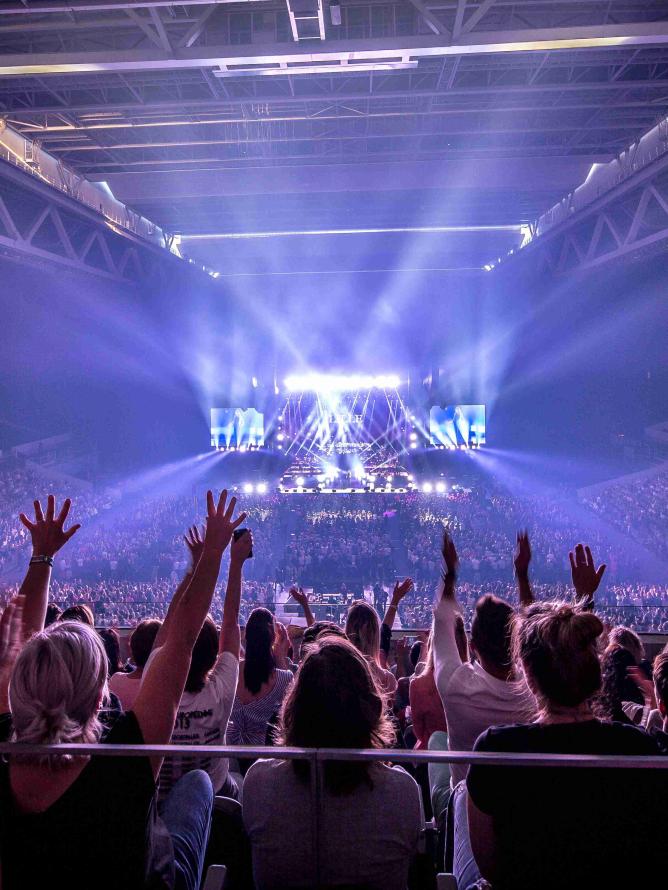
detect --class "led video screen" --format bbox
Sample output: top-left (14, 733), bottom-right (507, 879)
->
top-left (429, 404), bottom-right (486, 448)
top-left (210, 408), bottom-right (265, 449)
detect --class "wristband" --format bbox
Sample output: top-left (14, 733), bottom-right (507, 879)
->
top-left (30, 555), bottom-right (54, 568)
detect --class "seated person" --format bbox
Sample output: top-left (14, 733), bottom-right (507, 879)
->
top-left (346, 599), bottom-right (398, 696)
top-left (109, 618), bottom-right (162, 711)
top-left (433, 531), bottom-right (536, 788)
top-left (147, 526), bottom-right (252, 801)
top-left (228, 607), bottom-right (293, 748)
top-left (463, 598), bottom-right (665, 890)
top-left (243, 636), bottom-right (423, 890)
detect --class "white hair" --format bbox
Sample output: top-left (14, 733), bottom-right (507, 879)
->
top-left (9, 620), bottom-right (108, 766)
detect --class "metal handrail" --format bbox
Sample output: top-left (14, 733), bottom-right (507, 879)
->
top-left (2, 742), bottom-right (668, 769)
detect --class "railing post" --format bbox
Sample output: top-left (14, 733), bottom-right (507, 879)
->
top-left (310, 748), bottom-right (321, 890)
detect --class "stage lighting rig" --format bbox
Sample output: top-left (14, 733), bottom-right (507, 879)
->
top-left (284, 373), bottom-right (401, 393)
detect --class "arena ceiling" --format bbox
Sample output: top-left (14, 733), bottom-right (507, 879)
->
top-left (1, 0), bottom-right (668, 271)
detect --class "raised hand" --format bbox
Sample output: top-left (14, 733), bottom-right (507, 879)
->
top-left (289, 585), bottom-right (309, 608)
top-left (0, 594), bottom-right (29, 711)
top-left (569, 543), bottom-right (606, 601)
top-left (273, 621), bottom-right (290, 664)
top-left (231, 528), bottom-right (253, 564)
top-left (184, 525), bottom-right (205, 569)
top-left (442, 528), bottom-right (459, 577)
top-left (204, 490), bottom-right (246, 555)
top-left (391, 578), bottom-right (414, 605)
top-left (628, 665), bottom-right (656, 710)
top-left (514, 530), bottom-right (532, 578)
top-left (0, 595), bottom-right (27, 676)
top-left (19, 495), bottom-right (81, 558)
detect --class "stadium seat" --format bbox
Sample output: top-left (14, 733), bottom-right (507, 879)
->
top-left (203, 864), bottom-right (227, 890)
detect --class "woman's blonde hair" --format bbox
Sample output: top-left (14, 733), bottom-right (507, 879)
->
top-left (10, 620), bottom-right (108, 766)
top-left (512, 601), bottom-right (603, 712)
top-left (345, 600), bottom-right (380, 661)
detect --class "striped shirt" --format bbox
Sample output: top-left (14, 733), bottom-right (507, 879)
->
top-left (228, 669), bottom-right (293, 746)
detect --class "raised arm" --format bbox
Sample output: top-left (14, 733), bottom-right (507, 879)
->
top-left (433, 529), bottom-right (464, 695)
top-left (273, 621), bottom-right (290, 670)
top-left (289, 585), bottom-right (315, 628)
top-left (383, 578), bottom-right (414, 630)
top-left (514, 530), bottom-right (534, 607)
top-left (440, 529), bottom-right (459, 602)
top-left (569, 543), bottom-right (606, 609)
top-left (18, 495), bottom-right (80, 637)
top-left (133, 490), bottom-right (245, 777)
top-left (0, 595), bottom-right (27, 713)
top-left (220, 529), bottom-right (253, 658)
top-left (152, 524), bottom-right (204, 651)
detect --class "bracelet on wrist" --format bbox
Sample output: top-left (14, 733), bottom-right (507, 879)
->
top-left (30, 555), bottom-right (54, 568)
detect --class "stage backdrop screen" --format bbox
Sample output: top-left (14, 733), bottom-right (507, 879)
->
top-left (429, 404), bottom-right (486, 448)
top-left (210, 408), bottom-right (265, 449)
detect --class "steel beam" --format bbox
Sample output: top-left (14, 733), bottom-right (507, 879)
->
top-left (0, 0), bottom-right (257, 13)
top-left (3, 76), bottom-right (668, 119)
top-left (1, 23), bottom-right (668, 76)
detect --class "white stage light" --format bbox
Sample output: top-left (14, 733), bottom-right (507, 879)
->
top-left (410, 443), bottom-right (417, 450)
top-left (422, 482), bottom-right (433, 493)
top-left (284, 373), bottom-right (401, 393)
top-left (436, 481), bottom-right (446, 493)
top-left (409, 432), bottom-right (418, 441)
top-left (243, 483), bottom-right (254, 494)
top-left (251, 376), bottom-right (258, 388)
top-left (256, 482), bottom-right (268, 494)
top-left (276, 432), bottom-right (285, 442)
top-left (296, 476), bottom-right (305, 487)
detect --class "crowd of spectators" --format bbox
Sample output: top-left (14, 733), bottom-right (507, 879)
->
top-left (1, 489), bottom-right (668, 889)
top-left (1, 456), bottom-right (668, 634)
top-left (581, 464), bottom-right (668, 561)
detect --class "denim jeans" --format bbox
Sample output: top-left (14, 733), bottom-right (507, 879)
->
top-left (161, 769), bottom-right (214, 890)
top-left (427, 730), bottom-right (452, 825)
top-left (452, 780), bottom-right (483, 890)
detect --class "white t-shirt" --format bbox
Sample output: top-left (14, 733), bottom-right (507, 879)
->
top-left (145, 648), bottom-right (239, 795)
top-left (432, 597), bottom-right (535, 787)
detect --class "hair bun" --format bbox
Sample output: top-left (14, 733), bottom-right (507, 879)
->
top-left (570, 610), bottom-right (603, 648)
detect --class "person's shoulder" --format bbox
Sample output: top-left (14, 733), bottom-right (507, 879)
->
top-left (376, 763), bottom-right (421, 794)
top-left (243, 758), bottom-right (291, 796)
top-left (473, 722), bottom-right (535, 752)
top-left (210, 651), bottom-right (239, 684)
top-left (651, 728), bottom-right (668, 755)
top-left (603, 720), bottom-right (660, 753)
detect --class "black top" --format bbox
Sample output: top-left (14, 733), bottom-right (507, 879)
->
top-left (0, 712), bottom-right (174, 890)
top-left (467, 720), bottom-right (665, 890)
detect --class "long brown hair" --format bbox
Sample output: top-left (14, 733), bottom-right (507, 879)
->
top-left (278, 636), bottom-right (394, 793)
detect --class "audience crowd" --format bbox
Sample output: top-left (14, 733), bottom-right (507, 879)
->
top-left (1, 457), bottom-right (668, 637)
top-left (581, 464), bottom-right (668, 561)
top-left (0, 488), bottom-right (667, 889)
